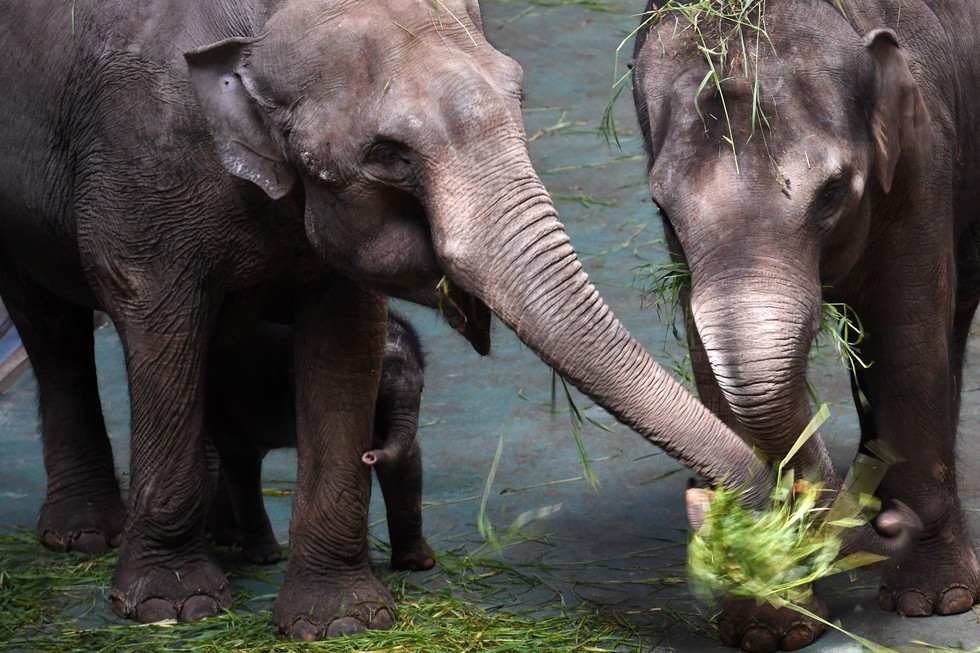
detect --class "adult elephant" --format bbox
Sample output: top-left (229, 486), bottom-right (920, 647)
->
top-left (632, 0), bottom-right (980, 650)
top-left (0, 0), bottom-right (780, 639)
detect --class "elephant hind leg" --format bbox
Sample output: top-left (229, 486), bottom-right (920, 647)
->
top-left (373, 440), bottom-right (435, 571)
top-left (1, 289), bottom-right (124, 554)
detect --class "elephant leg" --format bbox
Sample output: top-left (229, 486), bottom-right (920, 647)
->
top-left (854, 271), bottom-right (980, 617)
top-left (208, 464), bottom-right (240, 547)
top-left (209, 442), bottom-right (281, 564)
top-left (273, 278), bottom-right (395, 640)
top-left (1, 289), bottom-right (124, 554)
top-left (374, 439), bottom-right (435, 571)
top-left (108, 293), bottom-right (231, 623)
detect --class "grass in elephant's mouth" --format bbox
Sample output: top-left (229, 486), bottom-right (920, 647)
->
top-left (633, 254), bottom-right (870, 382)
top-left (0, 529), bottom-right (649, 652)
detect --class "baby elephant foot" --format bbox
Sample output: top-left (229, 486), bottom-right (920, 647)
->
top-left (879, 528), bottom-right (980, 616)
top-left (109, 538), bottom-right (232, 623)
top-left (273, 569), bottom-right (395, 641)
top-left (37, 490), bottom-right (125, 554)
top-left (390, 537), bottom-right (436, 572)
top-left (240, 532), bottom-right (283, 565)
top-left (717, 597), bottom-right (828, 652)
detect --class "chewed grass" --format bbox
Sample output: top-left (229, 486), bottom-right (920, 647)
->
top-left (0, 529), bottom-right (653, 652)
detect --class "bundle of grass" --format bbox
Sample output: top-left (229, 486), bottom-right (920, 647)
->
top-left (686, 407), bottom-right (901, 650)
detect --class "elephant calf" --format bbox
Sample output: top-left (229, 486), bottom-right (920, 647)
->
top-left (206, 312), bottom-right (435, 572)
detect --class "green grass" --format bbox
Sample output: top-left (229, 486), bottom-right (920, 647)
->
top-left (0, 530), bottom-right (650, 652)
top-left (633, 256), bottom-right (870, 379)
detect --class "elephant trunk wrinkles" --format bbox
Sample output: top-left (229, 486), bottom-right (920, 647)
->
top-left (690, 277), bottom-right (838, 480)
top-left (431, 164), bottom-right (771, 506)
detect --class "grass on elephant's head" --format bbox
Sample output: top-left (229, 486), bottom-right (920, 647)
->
top-left (601, 0), bottom-right (847, 164)
top-left (0, 529), bottom-right (650, 652)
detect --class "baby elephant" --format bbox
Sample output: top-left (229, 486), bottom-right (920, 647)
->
top-left (206, 312), bottom-right (435, 572)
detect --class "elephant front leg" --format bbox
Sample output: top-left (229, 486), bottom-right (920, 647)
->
top-left (864, 326), bottom-right (980, 617)
top-left (273, 280), bottom-right (395, 641)
top-left (109, 300), bottom-right (231, 623)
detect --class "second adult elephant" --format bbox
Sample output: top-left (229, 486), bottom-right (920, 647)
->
top-left (633, 0), bottom-right (980, 650)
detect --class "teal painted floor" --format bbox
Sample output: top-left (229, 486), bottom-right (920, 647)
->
top-left (1, 1), bottom-right (977, 650)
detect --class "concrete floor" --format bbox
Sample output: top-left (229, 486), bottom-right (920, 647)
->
top-left (1, 1), bottom-right (978, 651)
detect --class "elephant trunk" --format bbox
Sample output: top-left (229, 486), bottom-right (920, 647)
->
top-left (428, 159), bottom-right (771, 506)
top-left (689, 269), bottom-right (838, 482)
top-left (688, 266), bottom-right (920, 558)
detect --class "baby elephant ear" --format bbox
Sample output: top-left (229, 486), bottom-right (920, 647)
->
top-left (865, 28), bottom-right (929, 194)
top-left (185, 38), bottom-right (296, 199)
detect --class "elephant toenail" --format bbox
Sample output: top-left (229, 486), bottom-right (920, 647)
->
top-left (782, 626), bottom-right (817, 651)
top-left (289, 618), bottom-right (319, 642)
top-left (878, 588), bottom-right (896, 612)
top-left (937, 587), bottom-right (974, 615)
top-left (369, 608), bottom-right (393, 630)
top-left (136, 598), bottom-right (177, 623)
top-left (896, 591), bottom-right (933, 617)
top-left (741, 626), bottom-right (779, 653)
top-left (72, 531), bottom-right (110, 554)
top-left (327, 616), bottom-right (366, 638)
top-left (179, 595), bottom-right (219, 622)
top-left (41, 531), bottom-right (67, 552)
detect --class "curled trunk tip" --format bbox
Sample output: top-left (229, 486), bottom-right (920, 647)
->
top-left (841, 499), bottom-right (922, 562)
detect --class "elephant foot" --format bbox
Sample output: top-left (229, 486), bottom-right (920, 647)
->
top-left (109, 536), bottom-right (231, 622)
top-left (390, 536), bottom-right (436, 571)
top-left (716, 596), bottom-right (828, 652)
top-left (37, 488), bottom-right (125, 554)
top-left (273, 568), bottom-right (395, 640)
top-left (240, 532), bottom-right (283, 565)
top-left (878, 521), bottom-right (980, 616)
top-left (210, 523), bottom-right (282, 564)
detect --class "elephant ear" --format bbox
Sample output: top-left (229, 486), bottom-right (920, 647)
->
top-left (185, 38), bottom-right (296, 200)
top-left (866, 29), bottom-right (929, 194)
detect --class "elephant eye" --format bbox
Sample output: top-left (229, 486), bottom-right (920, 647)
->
top-left (369, 141), bottom-right (410, 166)
top-left (811, 178), bottom-right (848, 230)
top-left (366, 141), bottom-right (415, 189)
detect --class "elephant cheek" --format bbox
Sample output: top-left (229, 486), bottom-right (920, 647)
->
top-left (819, 194), bottom-right (871, 284)
top-left (302, 184), bottom-right (443, 294)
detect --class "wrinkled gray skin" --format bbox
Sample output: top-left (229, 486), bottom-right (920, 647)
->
top-left (633, 0), bottom-right (980, 650)
top-left (206, 312), bottom-right (435, 571)
top-left (0, 0), bottom-right (831, 640)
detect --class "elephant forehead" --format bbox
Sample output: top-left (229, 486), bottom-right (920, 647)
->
top-left (250, 0), bottom-right (498, 108)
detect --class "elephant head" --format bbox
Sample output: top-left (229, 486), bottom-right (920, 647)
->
top-left (632, 3), bottom-right (928, 488)
top-left (185, 0), bottom-right (772, 501)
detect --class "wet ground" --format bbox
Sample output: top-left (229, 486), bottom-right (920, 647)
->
top-left (1, 1), bottom-right (978, 651)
